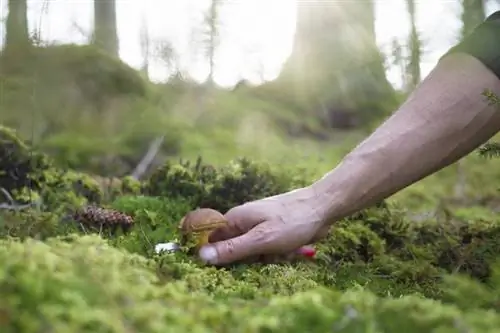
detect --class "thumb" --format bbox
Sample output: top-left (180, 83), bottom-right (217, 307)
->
top-left (198, 225), bottom-right (271, 265)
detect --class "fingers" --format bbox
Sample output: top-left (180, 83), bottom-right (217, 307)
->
top-left (201, 219), bottom-right (330, 266)
top-left (199, 224), bottom-right (281, 266)
top-left (200, 200), bottom-right (330, 266)
top-left (208, 205), bottom-right (264, 243)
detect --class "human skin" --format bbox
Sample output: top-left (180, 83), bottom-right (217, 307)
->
top-left (199, 52), bottom-right (500, 266)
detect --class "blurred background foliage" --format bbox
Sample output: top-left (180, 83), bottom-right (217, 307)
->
top-left (0, 0), bottom-right (498, 231)
top-left (3, 0), bottom-right (483, 177)
top-left (1, 1), bottom-right (500, 331)
top-left (1, 0), bottom-right (498, 212)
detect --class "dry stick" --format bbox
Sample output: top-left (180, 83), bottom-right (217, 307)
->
top-left (0, 188), bottom-right (15, 204)
top-left (79, 223), bottom-right (88, 234)
top-left (0, 187), bottom-right (39, 210)
top-left (130, 135), bottom-right (165, 180)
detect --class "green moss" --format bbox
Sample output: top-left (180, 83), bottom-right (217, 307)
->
top-left (0, 126), bottom-right (104, 215)
top-left (1, 235), bottom-right (500, 332)
top-left (0, 45), bottom-right (182, 175)
top-left (1, 115), bottom-right (500, 331)
top-left (0, 125), bottom-right (52, 194)
top-left (144, 156), bottom-right (308, 213)
top-left (0, 44), bottom-right (147, 103)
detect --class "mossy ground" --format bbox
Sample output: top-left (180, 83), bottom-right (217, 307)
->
top-left (1, 126), bottom-right (500, 332)
top-left (1, 45), bottom-right (500, 332)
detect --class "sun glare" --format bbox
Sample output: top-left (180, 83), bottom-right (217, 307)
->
top-left (1, 0), bottom-right (498, 89)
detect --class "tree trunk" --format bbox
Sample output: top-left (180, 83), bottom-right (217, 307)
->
top-left (207, 0), bottom-right (218, 84)
top-left (461, 0), bottom-right (485, 36)
top-left (93, 0), bottom-right (119, 57)
top-left (454, 0), bottom-right (485, 200)
top-left (271, 0), bottom-right (394, 128)
top-left (201, 0), bottom-right (220, 86)
top-left (5, 0), bottom-right (30, 51)
top-left (405, 0), bottom-right (421, 91)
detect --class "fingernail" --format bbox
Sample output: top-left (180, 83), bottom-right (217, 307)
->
top-left (199, 245), bottom-right (218, 264)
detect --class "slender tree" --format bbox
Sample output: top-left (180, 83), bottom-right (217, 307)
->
top-left (5, 0), bottom-right (30, 51)
top-left (206, 0), bottom-right (219, 84)
top-left (405, 0), bottom-right (421, 90)
top-left (454, 0), bottom-right (486, 199)
top-left (92, 0), bottom-right (119, 57)
top-left (184, 0), bottom-right (221, 84)
top-left (390, 39), bottom-right (407, 88)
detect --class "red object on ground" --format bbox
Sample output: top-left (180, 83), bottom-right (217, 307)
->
top-left (297, 245), bottom-right (316, 258)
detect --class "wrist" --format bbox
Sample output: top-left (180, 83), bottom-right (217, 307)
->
top-left (302, 181), bottom-right (349, 226)
top-left (307, 184), bottom-right (345, 226)
top-left (307, 154), bottom-right (365, 225)
top-left (275, 185), bottom-right (334, 228)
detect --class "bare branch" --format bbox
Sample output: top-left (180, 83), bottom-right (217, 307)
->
top-left (130, 135), bottom-right (165, 180)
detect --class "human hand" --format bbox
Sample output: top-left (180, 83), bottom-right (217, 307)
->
top-left (198, 187), bottom-right (331, 265)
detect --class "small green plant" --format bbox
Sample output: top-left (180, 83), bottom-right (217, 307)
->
top-left (144, 156), bottom-right (308, 213)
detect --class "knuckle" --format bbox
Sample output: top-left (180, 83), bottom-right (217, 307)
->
top-left (224, 208), bottom-right (246, 233)
top-left (219, 238), bottom-right (237, 256)
top-left (251, 226), bottom-right (274, 246)
top-left (232, 220), bottom-right (248, 235)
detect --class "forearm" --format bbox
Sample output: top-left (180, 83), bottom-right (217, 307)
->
top-left (312, 53), bottom-right (500, 223)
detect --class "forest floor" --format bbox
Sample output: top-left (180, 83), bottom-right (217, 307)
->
top-left (1, 44), bottom-right (500, 332)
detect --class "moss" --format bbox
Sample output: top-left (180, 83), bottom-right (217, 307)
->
top-left (2, 190), bottom-right (500, 331)
top-left (0, 125), bottom-right (52, 195)
top-left (0, 45), bottom-right (171, 175)
top-left (1, 235), bottom-right (500, 332)
top-left (0, 44), bottom-right (147, 103)
top-left (144, 156), bottom-right (308, 213)
top-left (0, 126), bottom-right (103, 214)
top-left (2, 122), bottom-right (500, 331)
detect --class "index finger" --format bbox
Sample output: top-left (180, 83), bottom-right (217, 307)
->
top-left (205, 223), bottom-right (277, 265)
top-left (208, 205), bottom-right (265, 243)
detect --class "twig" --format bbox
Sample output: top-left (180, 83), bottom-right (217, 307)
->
top-left (0, 187), bottom-right (15, 204)
top-left (0, 203), bottom-right (35, 211)
top-left (0, 187), bottom-right (40, 211)
top-left (130, 135), bottom-right (165, 180)
top-left (79, 223), bottom-right (88, 234)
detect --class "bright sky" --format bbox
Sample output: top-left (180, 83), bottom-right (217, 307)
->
top-left (0, 0), bottom-right (499, 89)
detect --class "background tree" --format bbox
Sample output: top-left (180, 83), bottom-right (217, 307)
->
top-left (185, 0), bottom-right (222, 85)
top-left (462, 0), bottom-right (485, 36)
top-left (92, 0), bottom-right (119, 56)
top-left (4, 0), bottom-right (30, 52)
top-left (454, 0), bottom-right (486, 199)
top-left (264, 0), bottom-right (395, 130)
top-left (390, 38), bottom-right (408, 89)
top-left (405, 0), bottom-right (421, 91)
top-left (205, 0), bottom-right (220, 85)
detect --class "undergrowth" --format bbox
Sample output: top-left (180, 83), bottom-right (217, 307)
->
top-left (0, 120), bottom-right (500, 332)
top-left (1, 46), bottom-right (500, 332)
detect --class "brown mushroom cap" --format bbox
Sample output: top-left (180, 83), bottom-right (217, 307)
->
top-left (178, 208), bottom-right (229, 250)
top-left (179, 208), bottom-right (228, 234)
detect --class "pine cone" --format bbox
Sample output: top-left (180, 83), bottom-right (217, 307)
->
top-left (72, 205), bottom-right (134, 234)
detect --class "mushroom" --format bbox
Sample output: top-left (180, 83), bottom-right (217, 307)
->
top-left (178, 208), bottom-right (228, 251)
